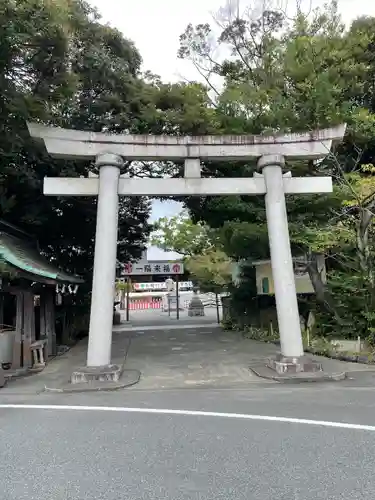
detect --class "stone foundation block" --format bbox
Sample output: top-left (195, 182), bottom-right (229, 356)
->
top-left (267, 353), bottom-right (322, 375)
top-left (71, 364), bottom-right (122, 384)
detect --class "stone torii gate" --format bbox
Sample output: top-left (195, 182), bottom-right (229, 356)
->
top-left (27, 122), bottom-right (346, 383)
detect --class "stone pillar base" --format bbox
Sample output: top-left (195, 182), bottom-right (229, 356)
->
top-left (71, 364), bottom-right (122, 384)
top-left (267, 353), bottom-right (322, 375)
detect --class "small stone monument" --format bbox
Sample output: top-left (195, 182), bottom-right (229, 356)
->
top-left (164, 278), bottom-right (181, 312)
top-left (188, 286), bottom-right (205, 317)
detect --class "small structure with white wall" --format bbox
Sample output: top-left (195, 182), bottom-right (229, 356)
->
top-left (254, 255), bottom-right (326, 295)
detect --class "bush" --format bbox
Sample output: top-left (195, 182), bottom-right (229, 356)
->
top-left (242, 325), bottom-right (279, 342)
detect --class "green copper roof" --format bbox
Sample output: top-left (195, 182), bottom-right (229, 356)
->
top-left (0, 232), bottom-right (83, 284)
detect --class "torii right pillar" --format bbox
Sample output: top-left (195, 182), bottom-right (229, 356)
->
top-left (259, 153), bottom-right (324, 374)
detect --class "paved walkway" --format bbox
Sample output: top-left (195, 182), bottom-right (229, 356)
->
top-left (2, 313), bottom-right (375, 394)
top-left (122, 326), bottom-right (275, 389)
top-left (116, 307), bottom-right (221, 329)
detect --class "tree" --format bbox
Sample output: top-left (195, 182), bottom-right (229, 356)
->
top-left (178, 0), bottom-right (360, 230)
top-left (0, 0), bottom-right (152, 285)
top-left (177, 1), bottom-right (375, 341)
top-left (300, 163), bottom-right (375, 340)
top-left (187, 249), bottom-right (233, 292)
top-left (150, 211), bottom-right (214, 256)
top-left (151, 211), bottom-right (233, 291)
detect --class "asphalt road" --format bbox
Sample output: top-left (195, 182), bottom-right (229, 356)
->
top-left (1, 383), bottom-right (375, 500)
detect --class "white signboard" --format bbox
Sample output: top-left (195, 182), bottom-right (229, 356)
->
top-left (122, 261), bottom-right (184, 276)
top-left (133, 281), bottom-right (193, 291)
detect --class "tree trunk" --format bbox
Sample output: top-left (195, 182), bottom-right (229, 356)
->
top-left (356, 207), bottom-right (375, 310)
top-left (306, 253), bottom-right (343, 325)
top-left (356, 207), bottom-right (372, 276)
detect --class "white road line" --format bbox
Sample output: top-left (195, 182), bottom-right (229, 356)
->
top-left (0, 404), bottom-right (374, 431)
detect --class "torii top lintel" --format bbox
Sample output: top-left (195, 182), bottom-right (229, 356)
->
top-left (27, 122), bottom-right (347, 162)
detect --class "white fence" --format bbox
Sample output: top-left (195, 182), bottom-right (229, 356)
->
top-left (118, 291), bottom-right (225, 312)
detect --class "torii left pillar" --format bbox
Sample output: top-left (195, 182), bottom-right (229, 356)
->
top-left (75, 153), bottom-right (123, 383)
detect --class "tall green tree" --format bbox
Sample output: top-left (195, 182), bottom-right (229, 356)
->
top-left (178, 1), bottom-right (358, 236)
top-left (151, 211), bottom-right (232, 291)
top-left (177, 1), bottom-right (375, 339)
top-left (151, 211), bottom-right (215, 257)
top-left (187, 249), bottom-right (233, 293)
top-left (178, 1), bottom-right (375, 256)
top-left (0, 0), bottom-right (152, 281)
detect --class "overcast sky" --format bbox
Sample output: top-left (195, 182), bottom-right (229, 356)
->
top-left (88, 0), bottom-right (375, 82)
top-left (87, 0), bottom-right (375, 259)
